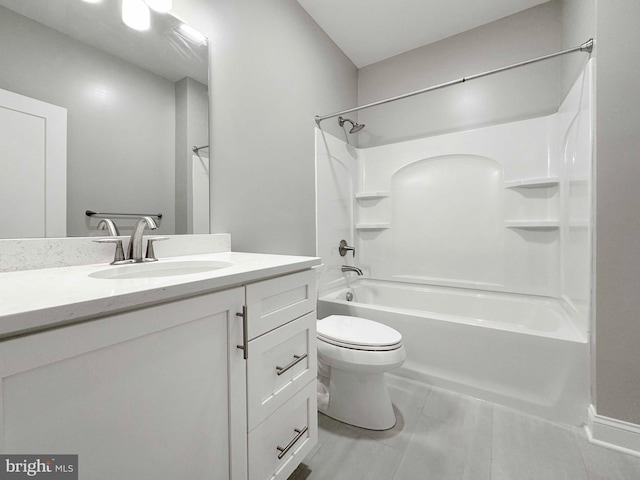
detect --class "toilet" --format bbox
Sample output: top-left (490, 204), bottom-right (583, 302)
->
top-left (316, 315), bottom-right (406, 430)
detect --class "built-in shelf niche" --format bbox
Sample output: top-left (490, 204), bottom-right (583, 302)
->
top-left (505, 220), bottom-right (559, 230)
top-left (355, 192), bottom-right (390, 228)
top-left (504, 177), bottom-right (559, 189)
top-left (355, 191), bottom-right (390, 200)
top-left (355, 223), bottom-right (390, 230)
top-left (504, 175), bottom-right (559, 233)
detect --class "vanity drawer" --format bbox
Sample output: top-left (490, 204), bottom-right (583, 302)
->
top-left (246, 270), bottom-right (316, 339)
top-left (247, 312), bottom-right (316, 430)
top-left (248, 380), bottom-right (317, 480)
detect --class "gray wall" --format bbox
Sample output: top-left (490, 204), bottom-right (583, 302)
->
top-left (175, 77), bottom-right (209, 234)
top-left (174, 0), bottom-right (358, 256)
top-left (356, 1), bottom-right (562, 147)
top-left (594, 0), bottom-right (640, 424)
top-left (0, 6), bottom-right (176, 236)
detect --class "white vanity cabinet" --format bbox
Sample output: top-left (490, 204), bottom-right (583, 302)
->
top-left (230, 270), bottom-right (318, 480)
top-left (0, 266), bottom-right (318, 480)
top-left (0, 287), bottom-right (244, 480)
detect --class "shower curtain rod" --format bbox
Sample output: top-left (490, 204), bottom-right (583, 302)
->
top-left (315, 38), bottom-right (593, 125)
top-left (192, 144), bottom-right (209, 154)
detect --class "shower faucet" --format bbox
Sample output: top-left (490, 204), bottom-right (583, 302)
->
top-left (339, 240), bottom-right (356, 257)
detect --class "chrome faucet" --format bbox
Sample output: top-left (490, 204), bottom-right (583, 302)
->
top-left (127, 216), bottom-right (158, 262)
top-left (341, 265), bottom-right (363, 276)
top-left (97, 218), bottom-right (120, 236)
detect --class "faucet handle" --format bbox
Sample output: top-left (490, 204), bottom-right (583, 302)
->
top-left (145, 236), bottom-right (169, 262)
top-left (93, 238), bottom-right (125, 264)
top-left (339, 239), bottom-right (356, 257)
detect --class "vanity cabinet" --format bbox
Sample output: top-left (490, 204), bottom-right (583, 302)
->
top-left (0, 287), bottom-right (244, 480)
top-left (0, 267), bottom-right (318, 480)
top-left (230, 270), bottom-right (318, 480)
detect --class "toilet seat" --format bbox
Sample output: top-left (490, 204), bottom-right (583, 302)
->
top-left (317, 315), bottom-right (403, 351)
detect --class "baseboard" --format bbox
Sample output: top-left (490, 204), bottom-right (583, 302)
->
top-left (586, 404), bottom-right (640, 458)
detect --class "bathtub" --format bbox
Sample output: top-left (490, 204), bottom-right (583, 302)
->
top-left (318, 279), bottom-right (590, 426)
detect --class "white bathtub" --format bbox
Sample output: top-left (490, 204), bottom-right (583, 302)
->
top-left (318, 279), bottom-right (589, 426)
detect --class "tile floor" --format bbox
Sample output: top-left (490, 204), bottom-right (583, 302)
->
top-left (289, 375), bottom-right (640, 480)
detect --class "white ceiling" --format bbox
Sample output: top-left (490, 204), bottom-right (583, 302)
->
top-left (296, 0), bottom-right (550, 68)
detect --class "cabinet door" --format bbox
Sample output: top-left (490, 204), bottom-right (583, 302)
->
top-left (0, 288), bottom-right (244, 480)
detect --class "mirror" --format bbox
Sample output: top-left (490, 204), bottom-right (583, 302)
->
top-left (0, 0), bottom-right (209, 238)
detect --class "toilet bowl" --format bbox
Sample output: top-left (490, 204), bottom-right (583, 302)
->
top-left (316, 315), bottom-right (406, 430)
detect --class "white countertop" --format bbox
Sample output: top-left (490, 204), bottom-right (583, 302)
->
top-left (0, 252), bottom-right (320, 340)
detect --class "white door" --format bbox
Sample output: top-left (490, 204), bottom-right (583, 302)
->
top-left (0, 88), bottom-right (66, 238)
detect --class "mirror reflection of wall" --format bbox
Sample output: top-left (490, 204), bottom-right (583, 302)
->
top-left (0, 0), bottom-right (208, 238)
top-left (175, 77), bottom-right (209, 235)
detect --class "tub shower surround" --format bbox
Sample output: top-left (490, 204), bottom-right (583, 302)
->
top-left (316, 62), bottom-right (593, 425)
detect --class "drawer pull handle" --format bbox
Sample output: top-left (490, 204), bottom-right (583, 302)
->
top-left (236, 306), bottom-right (248, 360)
top-left (276, 353), bottom-right (308, 376)
top-left (276, 426), bottom-right (308, 459)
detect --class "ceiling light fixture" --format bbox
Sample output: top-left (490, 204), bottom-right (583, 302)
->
top-left (144, 0), bottom-right (172, 13)
top-left (82, 0), bottom-right (103, 4)
top-left (122, 0), bottom-right (150, 31)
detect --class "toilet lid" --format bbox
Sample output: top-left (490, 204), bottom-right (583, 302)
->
top-left (317, 315), bottom-right (403, 349)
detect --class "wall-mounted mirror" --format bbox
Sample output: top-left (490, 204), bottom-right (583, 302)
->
top-left (0, 0), bottom-right (209, 238)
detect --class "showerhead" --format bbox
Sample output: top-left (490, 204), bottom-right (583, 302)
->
top-left (338, 116), bottom-right (365, 134)
top-left (349, 122), bottom-right (365, 133)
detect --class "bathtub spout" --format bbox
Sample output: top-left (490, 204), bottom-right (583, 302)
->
top-left (341, 265), bottom-right (363, 276)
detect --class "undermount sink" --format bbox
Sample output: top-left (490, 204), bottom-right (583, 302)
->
top-left (89, 260), bottom-right (234, 280)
